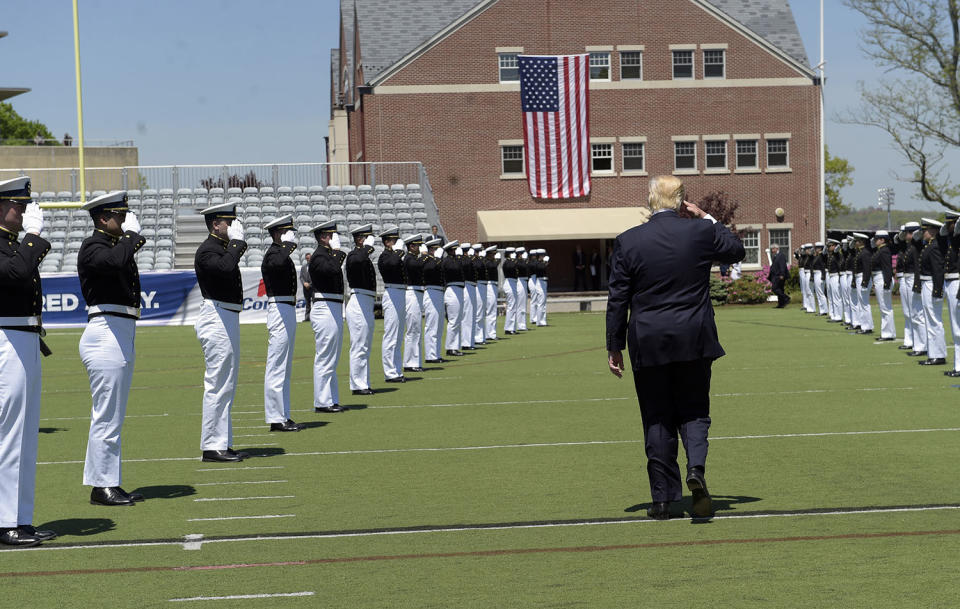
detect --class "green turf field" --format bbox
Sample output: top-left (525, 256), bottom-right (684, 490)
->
top-left (3, 303), bottom-right (960, 607)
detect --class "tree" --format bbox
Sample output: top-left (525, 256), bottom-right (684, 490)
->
top-left (200, 171), bottom-right (263, 191)
top-left (679, 190), bottom-right (740, 230)
top-left (843, 0), bottom-right (960, 211)
top-left (825, 146), bottom-right (854, 222)
top-left (0, 102), bottom-right (58, 145)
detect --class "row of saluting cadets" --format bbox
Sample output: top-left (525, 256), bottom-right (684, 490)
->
top-left (793, 214), bottom-right (960, 375)
top-left (0, 176), bottom-right (551, 547)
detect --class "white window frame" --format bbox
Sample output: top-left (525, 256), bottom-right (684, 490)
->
top-left (766, 138), bottom-right (790, 170)
top-left (672, 50), bottom-right (694, 80)
top-left (741, 229), bottom-right (760, 266)
top-left (619, 51), bottom-right (643, 80)
top-left (591, 143), bottom-right (614, 174)
top-left (500, 144), bottom-right (524, 176)
top-left (498, 53), bottom-right (520, 83)
top-left (622, 142), bottom-right (645, 173)
top-left (703, 49), bottom-right (726, 79)
top-left (673, 140), bottom-right (697, 172)
top-left (704, 140), bottom-right (728, 171)
top-left (589, 52), bottom-right (611, 82)
top-left (735, 139), bottom-right (759, 171)
top-left (769, 228), bottom-right (791, 257)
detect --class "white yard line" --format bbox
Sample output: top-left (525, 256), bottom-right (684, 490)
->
top-left (182, 534), bottom-right (203, 551)
top-left (193, 496), bottom-right (295, 502)
top-left (170, 592), bottom-right (314, 602)
top-left (196, 466), bottom-right (285, 472)
top-left (193, 480), bottom-right (288, 487)
top-left (186, 514), bottom-right (296, 522)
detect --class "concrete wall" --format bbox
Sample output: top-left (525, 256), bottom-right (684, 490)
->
top-left (0, 146), bottom-right (139, 193)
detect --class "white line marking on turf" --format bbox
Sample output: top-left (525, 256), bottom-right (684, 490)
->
top-left (186, 514), bottom-right (296, 522)
top-left (366, 396), bottom-right (632, 410)
top-left (232, 434), bottom-right (273, 438)
top-left (170, 592), bottom-right (315, 602)
top-left (193, 480), bottom-right (288, 487)
top-left (183, 534), bottom-right (203, 551)
top-left (239, 443), bottom-right (278, 447)
top-left (40, 413), bottom-right (169, 422)
top-left (193, 496), bottom-right (295, 502)
top-left (196, 466), bottom-right (285, 472)
top-left (233, 426), bottom-right (267, 430)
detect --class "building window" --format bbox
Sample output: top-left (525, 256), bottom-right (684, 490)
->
top-left (742, 230), bottom-right (760, 265)
top-left (589, 52), bottom-right (611, 81)
top-left (672, 50), bottom-right (693, 79)
top-left (674, 141), bottom-right (696, 170)
top-left (501, 145), bottom-right (524, 175)
top-left (736, 140), bottom-right (758, 169)
top-left (767, 139), bottom-right (789, 167)
top-left (622, 143), bottom-right (644, 172)
top-left (769, 228), bottom-right (791, 254)
top-left (705, 140), bottom-right (727, 169)
top-left (620, 51), bottom-right (642, 80)
top-left (703, 49), bottom-right (725, 78)
top-left (591, 143), bottom-right (613, 173)
top-left (499, 54), bottom-right (519, 82)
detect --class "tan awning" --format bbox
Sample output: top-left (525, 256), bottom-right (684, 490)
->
top-left (477, 207), bottom-right (650, 241)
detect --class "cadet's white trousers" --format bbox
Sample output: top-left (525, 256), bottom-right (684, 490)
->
top-left (473, 283), bottom-right (486, 344)
top-left (263, 302), bottom-right (296, 424)
top-left (516, 277), bottom-right (528, 330)
top-left (483, 281), bottom-right (498, 339)
top-left (814, 272), bottom-right (827, 314)
top-left (80, 315), bottom-right (136, 487)
top-left (827, 273), bottom-right (842, 321)
top-left (848, 273), bottom-right (860, 325)
top-left (311, 298), bottom-right (343, 408)
top-left (858, 275), bottom-right (874, 331)
top-left (504, 278), bottom-right (518, 332)
top-left (444, 284), bottom-right (464, 351)
top-left (840, 271), bottom-right (853, 324)
top-left (922, 278), bottom-right (947, 359)
top-left (946, 278), bottom-right (960, 371)
top-left (872, 271), bottom-right (895, 339)
top-left (195, 300), bottom-right (239, 451)
top-left (911, 277), bottom-right (927, 353)
top-left (403, 287), bottom-right (424, 369)
top-left (381, 287), bottom-right (405, 379)
top-left (346, 291), bottom-right (374, 391)
top-left (460, 282), bottom-right (476, 348)
top-left (800, 269), bottom-right (812, 312)
top-left (899, 274), bottom-right (914, 348)
top-left (423, 287), bottom-right (444, 360)
top-left (0, 329), bottom-right (41, 528)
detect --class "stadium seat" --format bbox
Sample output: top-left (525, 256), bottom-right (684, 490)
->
top-left (296, 214), bottom-right (313, 225)
top-left (399, 222), bottom-right (415, 231)
top-left (246, 215), bottom-right (261, 225)
top-left (362, 213), bottom-right (379, 222)
top-left (243, 187), bottom-right (259, 195)
top-left (390, 184), bottom-right (405, 194)
top-left (412, 212), bottom-right (428, 220)
top-left (209, 187), bottom-right (225, 197)
top-left (259, 186), bottom-right (274, 196)
top-left (244, 203), bottom-right (261, 215)
top-left (192, 188), bottom-right (208, 197)
top-left (194, 197), bottom-right (208, 208)
top-left (296, 204), bottom-right (313, 214)
top-left (415, 222), bottom-right (431, 231)
top-left (311, 214), bottom-right (329, 224)
top-left (341, 185), bottom-right (357, 195)
top-left (380, 212), bottom-right (397, 222)
top-left (128, 189), bottom-right (142, 198)
top-left (158, 188), bottom-right (174, 198)
top-left (346, 213), bottom-right (363, 222)
top-left (226, 187), bottom-right (242, 198)
top-left (246, 236), bottom-right (262, 247)
top-left (140, 228), bottom-right (156, 238)
top-left (43, 191), bottom-right (59, 201)
top-left (405, 183), bottom-right (421, 194)
top-left (374, 184), bottom-right (390, 194)
top-left (308, 185), bottom-right (325, 195)
top-left (397, 212), bottom-right (413, 221)
top-left (325, 185), bottom-right (341, 196)
top-left (293, 186), bottom-right (308, 195)
top-left (410, 202), bottom-right (426, 211)
top-left (277, 186), bottom-right (293, 195)
top-left (357, 184), bottom-right (373, 195)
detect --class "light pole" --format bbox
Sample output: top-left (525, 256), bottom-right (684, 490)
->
top-left (877, 187), bottom-right (894, 231)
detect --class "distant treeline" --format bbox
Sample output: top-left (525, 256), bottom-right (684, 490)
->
top-left (828, 207), bottom-right (952, 231)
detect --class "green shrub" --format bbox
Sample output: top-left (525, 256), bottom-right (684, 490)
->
top-left (726, 273), bottom-right (773, 305)
top-left (710, 276), bottom-right (729, 306)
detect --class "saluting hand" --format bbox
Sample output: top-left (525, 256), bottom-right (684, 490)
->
top-left (682, 200), bottom-right (707, 219)
top-left (608, 350), bottom-right (624, 378)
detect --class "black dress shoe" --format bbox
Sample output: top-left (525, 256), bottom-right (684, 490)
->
top-left (920, 358), bottom-right (947, 366)
top-left (117, 487), bottom-right (145, 502)
top-left (270, 419), bottom-right (303, 432)
top-left (944, 370), bottom-right (960, 377)
top-left (404, 367), bottom-right (425, 373)
top-left (504, 330), bottom-right (516, 335)
top-left (227, 448), bottom-right (249, 459)
top-left (351, 388), bottom-right (375, 396)
top-left (686, 469), bottom-right (713, 518)
top-left (425, 359), bottom-right (445, 364)
top-left (646, 502), bottom-right (672, 520)
top-left (446, 350), bottom-right (464, 356)
top-left (0, 528), bottom-right (43, 547)
top-left (385, 376), bottom-right (406, 383)
top-left (18, 525), bottom-right (57, 541)
top-left (874, 337), bottom-right (895, 342)
top-left (856, 329), bottom-right (873, 335)
top-left (461, 346), bottom-right (476, 351)
top-left (90, 486), bottom-right (135, 506)
top-left (898, 345), bottom-right (914, 350)
top-left (315, 405), bottom-right (345, 413)
top-left (202, 450), bottom-right (242, 463)
top-left (908, 351), bottom-right (927, 357)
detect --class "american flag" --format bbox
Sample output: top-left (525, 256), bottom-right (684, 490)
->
top-left (519, 54), bottom-right (590, 199)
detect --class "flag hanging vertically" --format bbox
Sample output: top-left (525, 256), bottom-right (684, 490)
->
top-left (518, 54), bottom-right (591, 199)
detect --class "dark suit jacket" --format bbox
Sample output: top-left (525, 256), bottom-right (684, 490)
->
top-left (768, 251), bottom-right (787, 282)
top-left (605, 209), bottom-right (745, 368)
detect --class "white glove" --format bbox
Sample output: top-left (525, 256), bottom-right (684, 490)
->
top-left (120, 211), bottom-right (140, 234)
top-left (363, 235), bottom-right (375, 247)
top-left (227, 220), bottom-right (245, 241)
top-left (394, 238), bottom-right (405, 252)
top-left (22, 202), bottom-right (43, 235)
top-left (543, 255), bottom-right (550, 263)
top-left (521, 252), bottom-right (529, 260)
top-left (281, 230), bottom-right (296, 244)
top-left (419, 244), bottom-right (428, 254)
top-left (330, 233), bottom-right (341, 250)
top-left (509, 253), bottom-right (516, 259)
top-left (455, 247), bottom-right (463, 256)
top-left (467, 248), bottom-right (475, 256)
top-left (494, 252), bottom-right (502, 260)
top-left (433, 248), bottom-right (443, 259)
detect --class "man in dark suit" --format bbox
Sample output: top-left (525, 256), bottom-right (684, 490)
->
top-left (572, 245), bottom-right (587, 291)
top-left (606, 176), bottom-right (745, 520)
top-left (768, 243), bottom-right (789, 308)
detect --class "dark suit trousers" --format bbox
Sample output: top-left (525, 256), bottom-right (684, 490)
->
top-left (303, 287), bottom-right (314, 320)
top-left (771, 277), bottom-right (788, 307)
top-left (632, 359), bottom-right (712, 502)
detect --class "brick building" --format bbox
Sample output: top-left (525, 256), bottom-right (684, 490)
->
top-left (328, 0), bottom-right (821, 289)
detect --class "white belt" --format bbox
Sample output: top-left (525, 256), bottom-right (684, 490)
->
top-left (383, 283), bottom-right (406, 290)
top-left (267, 296), bottom-right (295, 305)
top-left (828, 272), bottom-right (840, 277)
top-left (446, 282), bottom-right (464, 288)
top-left (88, 304), bottom-right (141, 318)
top-left (920, 275), bottom-right (933, 281)
top-left (0, 316), bottom-right (40, 326)
top-left (406, 286), bottom-right (424, 292)
top-left (350, 288), bottom-right (376, 298)
top-left (946, 273), bottom-right (960, 280)
top-left (314, 292), bottom-right (343, 302)
top-left (896, 273), bottom-right (904, 278)
top-left (425, 285), bottom-right (443, 292)
top-left (207, 299), bottom-right (242, 312)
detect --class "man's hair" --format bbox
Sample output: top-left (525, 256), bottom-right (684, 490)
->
top-left (648, 175), bottom-right (684, 211)
top-left (770, 243), bottom-right (780, 250)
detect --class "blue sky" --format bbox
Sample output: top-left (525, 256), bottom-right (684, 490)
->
top-left (1, 0), bottom-right (939, 211)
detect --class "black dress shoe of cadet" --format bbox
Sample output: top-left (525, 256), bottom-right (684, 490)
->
top-left (270, 419), bottom-right (303, 432)
top-left (404, 367), bottom-right (425, 373)
top-left (875, 337), bottom-right (895, 342)
top-left (202, 450), bottom-right (242, 463)
top-left (898, 345), bottom-right (914, 350)
top-left (351, 388), bottom-right (375, 396)
top-left (856, 329), bottom-right (873, 335)
top-left (90, 486), bottom-right (135, 506)
top-left (920, 358), bottom-right (947, 365)
top-left (118, 487), bottom-right (145, 502)
top-left (425, 359), bottom-right (444, 364)
top-left (908, 351), bottom-right (927, 357)
top-left (315, 405), bottom-right (345, 413)
top-left (944, 370), bottom-right (960, 377)
top-left (227, 448), bottom-right (249, 459)
top-left (646, 502), bottom-right (672, 520)
top-left (18, 525), bottom-right (57, 541)
top-left (385, 376), bottom-right (406, 383)
top-left (686, 470), bottom-right (713, 518)
top-left (0, 528), bottom-right (43, 547)
top-left (461, 346), bottom-right (476, 351)
top-left (446, 349), bottom-right (464, 356)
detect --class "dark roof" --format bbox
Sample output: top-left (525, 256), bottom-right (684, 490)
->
top-left (709, 0), bottom-right (809, 66)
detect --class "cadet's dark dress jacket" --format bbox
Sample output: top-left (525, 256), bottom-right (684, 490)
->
top-left (308, 244), bottom-right (346, 298)
top-left (441, 253), bottom-right (463, 285)
top-left (920, 238), bottom-right (946, 297)
top-left (260, 241), bottom-right (297, 301)
top-left (472, 255), bottom-right (485, 282)
top-left (902, 238), bottom-right (919, 275)
top-left (78, 229), bottom-right (146, 319)
top-left (606, 210), bottom-right (745, 368)
top-left (858, 247), bottom-right (873, 287)
top-left (811, 251), bottom-right (826, 280)
top-left (484, 257), bottom-right (501, 285)
top-left (826, 249), bottom-right (843, 274)
top-left (0, 226), bottom-right (50, 331)
top-left (404, 252), bottom-right (426, 288)
top-left (460, 253), bottom-right (477, 283)
top-left (871, 244), bottom-right (893, 289)
top-left (502, 256), bottom-right (518, 280)
top-left (378, 249), bottom-right (407, 287)
top-left (346, 245), bottom-right (377, 292)
top-left (943, 232), bottom-right (960, 277)
top-left (422, 254), bottom-right (443, 288)
top-left (195, 234), bottom-right (247, 304)
top-left (516, 258), bottom-right (529, 279)
top-left (539, 259), bottom-right (549, 281)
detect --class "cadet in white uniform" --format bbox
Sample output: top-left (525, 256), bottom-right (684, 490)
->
top-left (260, 215), bottom-right (304, 432)
top-left (378, 226), bottom-right (407, 382)
top-left (471, 244), bottom-right (487, 345)
top-left (853, 233), bottom-right (874, 334)
top-left (0, 177), bottom-right (57, 547)
top-left (421, 238), bottom-right (446, 363)
top-left (402, 234), bottom-right (427, 372)
top-left (941, 212), bottom-right (960, 376)
top-left (345, 224), bottom-right (377, 395)
top-left (918, 218), bottom-right (947, 365)
top-left (309, 220), bottom-right (347, 412)
top-left (459, 243), bottom-right (477, 350)
top-left (871, 230), bottom-right (896, 341)
top-left (482, 246), bottom-right (500, 340)
top-left (502, 247), bottom-right (518, 334)
top-left (441, 240), bottom-right (464, 355)
top-left (194, 201), bottom-right (249, 463)
top-left (515, 246), bottom-right (529, 331)
top-left (77, 191), bottom-right (147, 506)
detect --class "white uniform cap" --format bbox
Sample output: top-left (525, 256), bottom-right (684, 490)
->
top-left (263, 214), bottom-right (294, 231)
